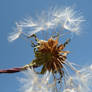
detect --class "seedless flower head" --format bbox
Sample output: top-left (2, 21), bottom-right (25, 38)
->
top-left (8, 7), bottom-right (84, 42)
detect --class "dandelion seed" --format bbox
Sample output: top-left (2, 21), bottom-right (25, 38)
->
top-left (8, 23), bottom-right (22, 42)
top-left (63, 7), bottom-right (84, 34)
top-left (8, 7), bottom-right (84, 42)
top-left (63, 65), bottom-right (92, 92)
top-left (89, 64), bottom-right (92, 70)
top-left (63, 88), bottom-right (76, 92)
top-left (19, 69), bottom-right (55, 92)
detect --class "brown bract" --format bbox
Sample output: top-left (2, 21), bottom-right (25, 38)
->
top-left (31, 37), bottom-right (69, 76)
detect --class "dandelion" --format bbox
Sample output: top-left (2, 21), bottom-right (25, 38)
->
top-left (0, 6), bottom-right (87, 92)
top-left (1, 34), bottom-right (71, 91)
top-left (8, 7), bottom-right (84, 42)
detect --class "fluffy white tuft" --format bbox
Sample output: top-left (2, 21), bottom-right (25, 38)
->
top-left (18, 64), bottom-right (92, 92)
top-left (63, 64), bottom-right (92, 92)
top-left (8, 23), bottom-right (22, 42)
top-left (19, 69), bottom-right (55, 92)
top-left (8, 7), bottom-right (84, 42)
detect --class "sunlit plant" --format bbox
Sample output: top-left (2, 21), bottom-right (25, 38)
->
top-left (1, 7), bottom-right (91, 92)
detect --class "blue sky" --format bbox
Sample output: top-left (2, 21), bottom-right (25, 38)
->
top-left (0, 0), bottom-right (92, 92)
